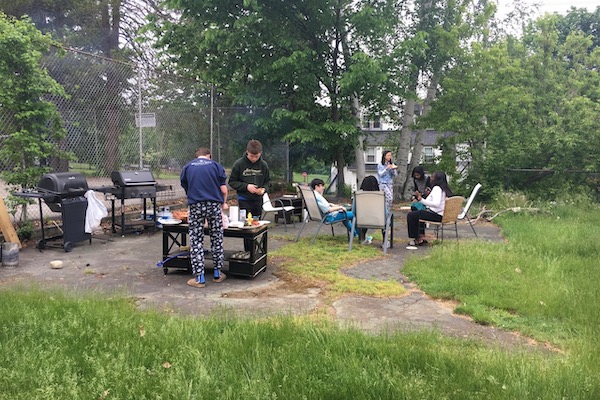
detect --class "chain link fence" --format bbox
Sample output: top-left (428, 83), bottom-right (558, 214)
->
top-left (0, 48), bottom-right (290, 223)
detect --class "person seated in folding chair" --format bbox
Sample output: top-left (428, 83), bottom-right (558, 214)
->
top-left (358, 175), bottom-right (380, 244)
top-left (406, 171), bottom-right (454, 246)
top-left (310, 179), bottom-right (357, 237)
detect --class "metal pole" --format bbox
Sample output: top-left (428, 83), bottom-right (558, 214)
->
top-left (138, 69), bottom-right (143, 169)
top-left (210, 83), bottom-right (214, 155)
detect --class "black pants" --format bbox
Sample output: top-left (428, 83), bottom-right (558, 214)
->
top-left (238, 199), bottom-right (262, 220)
top-left (238, 199), bottom-right (263, 250)
top-left (407, 209), bottom-right (442, 239)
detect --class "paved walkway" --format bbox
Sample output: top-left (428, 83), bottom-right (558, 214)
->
top-left (0, 209), bottom-right (543, 350)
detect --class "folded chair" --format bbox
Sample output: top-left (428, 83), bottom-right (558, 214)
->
top-left (420, 196), bottom-right (465, 242)
top-left (294, 185), bottom-right (350, 244)
top-left (458, 183), bottom-right (482, 237)
top-left (348, 191), bottom-right (394, 255)
top-left (261, 193), bottom-right (295, 231)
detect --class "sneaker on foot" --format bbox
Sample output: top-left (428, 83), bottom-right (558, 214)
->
top-left (362, 235), bottom-right (373, 245)
top-left (213, 272), bottom-right (227, 283)
top-left (382, 241), bottom-right (391, 249)
top-left (187, 278), bottom-right (205, 288)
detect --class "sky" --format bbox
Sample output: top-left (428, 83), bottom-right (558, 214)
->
top-left (498, 0), bottom-right (600, 17)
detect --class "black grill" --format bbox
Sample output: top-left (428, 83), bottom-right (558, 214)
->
top-left (96, 170), bottom-right (171, 234)
top-left (15, 172), bottom-right (91, 252)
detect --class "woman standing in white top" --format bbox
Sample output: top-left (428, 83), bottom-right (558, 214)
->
top-left (406, 171), bottom-right (453, 246)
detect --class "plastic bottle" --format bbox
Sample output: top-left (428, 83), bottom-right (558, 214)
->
top-left (247, 212), bottom-right (253, 226)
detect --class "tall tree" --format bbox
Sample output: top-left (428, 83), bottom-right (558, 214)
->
top-left (0, 13), bottom-right (67, 189)
top-left (149, 0), bottom-right (401, 193)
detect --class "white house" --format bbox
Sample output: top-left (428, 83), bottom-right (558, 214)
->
top-left (333, 126), bottom-right (455, 192)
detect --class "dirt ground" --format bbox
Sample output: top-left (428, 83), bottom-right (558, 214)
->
top-left (0, 209), bottom-right (549, 352)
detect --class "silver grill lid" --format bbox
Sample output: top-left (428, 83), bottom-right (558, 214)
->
top-left (111, 171), bottom-right (156, 186)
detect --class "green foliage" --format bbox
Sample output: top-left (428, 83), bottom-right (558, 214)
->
top-left (16, 220), bottom-right (33, 240)
top-left (0, 13), bottom-right (67, 189)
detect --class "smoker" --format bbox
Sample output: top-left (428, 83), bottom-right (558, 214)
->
top-left (15, 172), bottom-right (91, 252)
top-left (96, 171), bottom-right (170, 234)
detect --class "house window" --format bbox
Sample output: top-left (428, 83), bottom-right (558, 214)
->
top-left (366, 147), bottom-right (376, 163)
top-left (372, 119), bottom-right (381, 129)
top-left (423, 147), bottom-right (434, 162)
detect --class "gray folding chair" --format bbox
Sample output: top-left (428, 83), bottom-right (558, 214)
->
top-left (348, 191), bottom-right (393, 255)
top-left (294, 185), bottom-right (350, 244)
top-left (458, 183), bottom-right (482, 237)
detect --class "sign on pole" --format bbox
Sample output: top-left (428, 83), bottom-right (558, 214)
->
top-left (135, 113), bottom-right (156, 128)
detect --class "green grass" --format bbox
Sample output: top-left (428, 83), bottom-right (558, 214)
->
top-left (0, 288), bottom-right (596, 399)
top-left (272, 235), bottom-right (405, 299)
top-left (293, 172), bottom-right (329, 185)
top-left (1, 204), bottom-right (600, 398)
top-left (403, 205), bottom-right (600, 376)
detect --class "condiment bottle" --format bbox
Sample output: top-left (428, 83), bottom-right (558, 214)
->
top-left (247, 212), bottom-right (253, 226)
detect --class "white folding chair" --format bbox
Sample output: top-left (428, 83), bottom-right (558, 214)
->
top-left (261, 193), bottom-right (295, 231)
top-left (458, 183), bottom-right (482, 237)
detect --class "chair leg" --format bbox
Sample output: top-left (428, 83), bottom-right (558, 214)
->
top-left (349, 219), bottom-right (356, 251)
top-left (454, 222), bottom-right (459, 242)
top-left (466, 215), bottom-right (478, 237)
top-left (311, 223), bottom-right (326, 245)
top-left (295, 219), bottom-right (308, 242)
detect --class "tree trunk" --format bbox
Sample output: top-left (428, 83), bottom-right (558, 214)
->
top-left (395, 97), bottom-right (415, 201)
top-left (403, 74), bottom-right (438, 198)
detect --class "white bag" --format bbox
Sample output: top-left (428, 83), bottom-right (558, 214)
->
top-left (84, 190), bottom-right (108, 233)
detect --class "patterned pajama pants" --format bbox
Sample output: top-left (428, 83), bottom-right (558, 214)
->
top-left (379, 182), bottom-right (393, 212)
top-left (188, 201), bottom-right (224, 277)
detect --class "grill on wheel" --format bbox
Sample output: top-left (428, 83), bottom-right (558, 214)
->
top-left (14, 172), bottom-right (91, 252)
top-left (95, 170), bottom-right (171, 234)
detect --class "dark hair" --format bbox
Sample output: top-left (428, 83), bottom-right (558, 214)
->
top-left (247, 139), bottom-right (263, 154)
top-left (431, 171), bottom-right (453, 197)
top-left (195, 147), bottom-right (210, 157)
top-left (412, 166), bottom-right (426, 180)
top-left (310, 178), bottom-right (325, 190)
top-left (380, 150), bottom-right (393, 165)
top-left (360, 175), bottom-right (379, 191)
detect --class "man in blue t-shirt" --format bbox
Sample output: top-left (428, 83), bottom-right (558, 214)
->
top-left (180, 147), bottom-right (228, 288)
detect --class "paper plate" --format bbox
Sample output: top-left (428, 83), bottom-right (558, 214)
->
top-left (258, 220), bottom-right (271, 225)
top-left (228, 221), bottom-right (244, 229)
top-left (159, 218), bottom-right (182, 225)
top-left (282, 195), bottom-right (296, 198)
top-left (406, 246), bottom-right (418, 250)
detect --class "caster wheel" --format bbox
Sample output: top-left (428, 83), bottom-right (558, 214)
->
top-left (37, 239), bottom-right (46, 250)
top-left (63, 241), bottom-right (73, 252)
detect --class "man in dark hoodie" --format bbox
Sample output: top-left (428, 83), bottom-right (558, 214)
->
top-left (228, 139), bottom-right (271, 219)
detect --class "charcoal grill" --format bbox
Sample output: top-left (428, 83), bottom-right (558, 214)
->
top-left (15, 172), bottom-right (91, 252)
top-left (96, 171), bottom-right (171, 235)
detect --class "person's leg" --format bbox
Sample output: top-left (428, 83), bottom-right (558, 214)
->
top-left (238, 199), bottom-right (262, 250)
top-left (415, 210), bottom-right (442, 243)
top-left (206, 202), bottom-right (226, 281)
top-left (407, 210), bottom-right (421, 239)
top-left (380, 183), bottom-right (393, 213)
top-left (188, 202), bottom-right (206, 287)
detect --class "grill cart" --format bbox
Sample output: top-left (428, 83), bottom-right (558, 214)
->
top-left (96, 171), bottom-right (171, 235)
top-left (15, 172), bottom-right (91, 252)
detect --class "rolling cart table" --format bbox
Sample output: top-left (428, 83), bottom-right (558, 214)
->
top-left (161, 223), bottom-right (268, 278)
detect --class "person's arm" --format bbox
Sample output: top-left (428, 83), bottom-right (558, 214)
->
top-left (377, 164), bottom-right (386, 178)
top-left (227, 160), bottom-right (247, 194)
top-left (180, 165), bottom-right (188, 194)
top-left (419, 186), bottom-right (443, 208)
top-left (220, 184), bottom-right (228, 203)
top-left (262, 161), bottom-right (271, 191)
